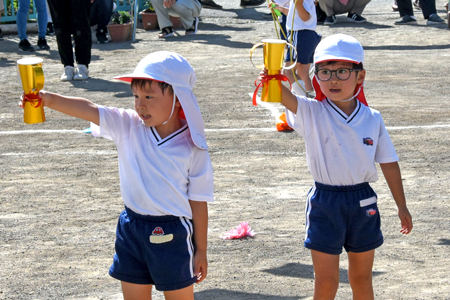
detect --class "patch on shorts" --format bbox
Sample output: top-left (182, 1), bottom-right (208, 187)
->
top-left (150, 226), bottom-right (174, 244)
top-left (366, 208), bottom-right (377, 217)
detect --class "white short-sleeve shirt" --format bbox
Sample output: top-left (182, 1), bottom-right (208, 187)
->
top-left (286, 0), bottom-right (317, 31)
top-left (286, 97), bottom-right (399, 186)
top-left (91, 106), bottom-right (214, 219)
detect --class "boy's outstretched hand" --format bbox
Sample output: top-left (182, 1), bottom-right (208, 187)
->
top-left (398, 206), bottom-right (413, 234)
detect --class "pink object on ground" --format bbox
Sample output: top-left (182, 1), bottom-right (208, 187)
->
top-left (220, 222), bottom-right (256, 239)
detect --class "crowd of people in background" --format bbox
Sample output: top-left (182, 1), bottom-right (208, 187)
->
top-left (0, 0), bottom-right (448, 81)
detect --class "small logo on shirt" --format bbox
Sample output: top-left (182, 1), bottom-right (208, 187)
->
top-left (366, 208), bottom-right (377, 217)
top-left (363, 137), bottom-right (374, 146)
top-left (150, 227), bottom-right (174, 244)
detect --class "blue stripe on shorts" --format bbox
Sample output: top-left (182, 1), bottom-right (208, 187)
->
top-left (109, 207), bottom-right (197, 291)
top-left (304, 182), bottom-right (384, 255)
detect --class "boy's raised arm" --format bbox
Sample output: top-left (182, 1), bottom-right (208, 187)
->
top-left (281, 84), bottom-right (299, 113)
top-left (39, 90), bottom-right (100, 125)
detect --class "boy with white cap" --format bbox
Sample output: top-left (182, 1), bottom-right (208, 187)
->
top-left (25, 51), bottom-right (214, 299)
top-left (275, 34), bottom-right (413, 299)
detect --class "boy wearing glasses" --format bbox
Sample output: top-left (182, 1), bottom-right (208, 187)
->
top-left (277, 34), bottom-right (413, 299)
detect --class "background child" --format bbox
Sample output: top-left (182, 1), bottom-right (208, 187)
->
top-left (277, 34), bottom-right (413, 299)
top-left (283, 0), bottom-right (321, 97)
top-left (22, 51), bottom-right (214, 300)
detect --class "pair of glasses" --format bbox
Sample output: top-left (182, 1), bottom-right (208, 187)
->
top-left (315, 68), bottom-right (359, 81)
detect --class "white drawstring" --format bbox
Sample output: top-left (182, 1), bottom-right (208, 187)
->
top-left (334, 83), bottom-right (363, 103)
top-left (162, 93), bottom-right (176, 125)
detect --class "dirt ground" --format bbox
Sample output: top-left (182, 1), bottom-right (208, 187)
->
top-left (1, 0), bottom-right (450, 299)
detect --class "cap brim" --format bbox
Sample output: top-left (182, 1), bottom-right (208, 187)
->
top-left (114, 72), bottom-right (163, 83)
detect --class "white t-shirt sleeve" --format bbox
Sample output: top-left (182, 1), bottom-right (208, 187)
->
top-left (375, 117), bottom-right (399, 163)
top-left (90, 105), bottom-right (137, 143)
top-left (188, 148), bottom-right (214, 202)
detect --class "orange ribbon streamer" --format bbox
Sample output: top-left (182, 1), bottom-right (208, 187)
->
top-left (252, 74), bottom-right (291, 106)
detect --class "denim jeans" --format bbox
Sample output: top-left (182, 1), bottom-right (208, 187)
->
top-left (17, 0), bottom-right (48, 40)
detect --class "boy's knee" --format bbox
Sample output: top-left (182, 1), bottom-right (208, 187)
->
top-left (314, 273), bottom-right (339, 291)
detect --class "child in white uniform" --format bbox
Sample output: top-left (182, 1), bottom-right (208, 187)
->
top-left (275, 34), bottom-right (413, 299)
top-left (283, 0), bottom-right (321, 96)
top-left (22, 51), bottom-right (213, 300)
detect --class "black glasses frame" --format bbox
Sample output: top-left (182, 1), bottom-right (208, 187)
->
top-left (315, 68), bottom-right (360, 81)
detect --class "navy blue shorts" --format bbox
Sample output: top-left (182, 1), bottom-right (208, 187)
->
top-left (109, 207), bottom-right (197, 291)
top-left (285, 30), bottom-right (321, 64)
top-left (304, 182), bottom-right (384, 255)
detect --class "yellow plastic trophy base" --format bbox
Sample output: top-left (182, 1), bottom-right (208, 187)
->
top-left (23, 100), bottom-right (46, 124)
top-left (261, 79), bottom-right (283, 103)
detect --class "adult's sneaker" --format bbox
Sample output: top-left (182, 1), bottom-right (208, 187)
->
top-left (60, 66), bottom-right (75, 81)
top-left (19, 39), bottom-right (35, 52)
top-left (37, 37), bottom-right (50, 50)
top-left (347, 13), bottom-right (367, 23)
top-left (324, 14), bottom-right (337, 25)
top-left (74, 64), bottom-right (89, 80)
top-left (96, 29), bottom-right (109, 44)
top-left (200, 0), bottom-right (222, 9)
top-left (426, 13), bottom-right (445, 24)
top-left (394, 15), bottom-right (417, 24)
top-left (240, 0), bottom-right (265, 8)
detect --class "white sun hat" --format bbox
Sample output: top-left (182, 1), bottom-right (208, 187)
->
top-left (114, 51), bottom-right (208, 149)
top-left (314, 33), bottom-right (364, 65)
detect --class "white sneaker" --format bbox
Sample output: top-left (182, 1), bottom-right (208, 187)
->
top-left (73, 64), bottom-right (89, 80)
top-left (60, 66), bottom-right (74, 81)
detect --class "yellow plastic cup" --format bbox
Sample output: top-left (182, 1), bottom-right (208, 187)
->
top-left (250, 39), bottom-right (297, 103)
top-left (17, 57), bottom-right (46, 124)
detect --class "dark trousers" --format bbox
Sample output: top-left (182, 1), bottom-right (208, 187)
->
top-left (397, 0), bottom-right (437, 18)
top-left (47, 0), bottom-right (92, 67)
top-left (90, 0), bottom-right (113, 33)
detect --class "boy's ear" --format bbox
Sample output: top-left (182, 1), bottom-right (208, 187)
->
top-left (357, 69), bottom-right (366, 84)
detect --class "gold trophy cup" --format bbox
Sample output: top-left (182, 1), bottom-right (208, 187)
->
top-left (17, 57), bottom-right (45, 124)
top-left (250, 39), bottom-right (297, 104)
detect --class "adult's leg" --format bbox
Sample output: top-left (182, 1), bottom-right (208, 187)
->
top-left (151, 0), bottom-right (173, 29)
top-left (17, 0), bottom-right (31, 41)
top-left (419, 0), bottom-right (437, 18)
top-left (397, 0), bottom-right (414, 16)
top-left (70, 0), bottom-right (92, 66)
top-left (310, 250), bottom-right (340, 300)
top-left (347, 250), bottom-right (375, 300)
top-left (121, 282), bottom-right (153, 300)
top-left (91, 0), bottom-right (113, 32)
top-left (47, 0), bottom-right (74, 66)
top-left (169, 0), bottom-right (202, 29)
top-left (348, 0), bottom-right (371, 15)
top-left (34, 0), bottom-right (48, 38)
top-left (318, 0), bottom-right (336, 16)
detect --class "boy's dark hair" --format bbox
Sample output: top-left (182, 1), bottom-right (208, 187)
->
top-left (315, 61), bottom-right (364, 71)
top-left (131, 78), bottom-right (173, 95)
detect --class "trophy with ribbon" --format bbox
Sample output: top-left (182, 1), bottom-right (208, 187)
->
top-left (17, 57), bottom-right (46, 124)
top-left (250, 39), bottom-right (296, 106)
